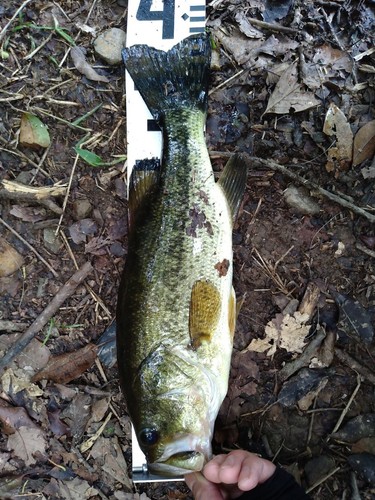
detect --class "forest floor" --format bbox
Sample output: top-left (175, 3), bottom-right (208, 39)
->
top-left (0, 0), bottom-right (374, 499)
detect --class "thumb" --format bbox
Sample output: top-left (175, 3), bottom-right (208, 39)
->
top-left (185, 472), bottom-right (225, 500)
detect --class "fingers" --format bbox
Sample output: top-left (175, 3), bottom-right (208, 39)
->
top-left (184, 472), bottom-right (225, 500)
top-left (203, 451), bottom-right (276, 492)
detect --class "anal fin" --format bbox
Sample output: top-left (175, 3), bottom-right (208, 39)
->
top-left (189, 280), bottom-right (221, 349)
top-left (228, 287), bottom-right (236, 341)
top-left (217, 153), bottom-right (250, 222)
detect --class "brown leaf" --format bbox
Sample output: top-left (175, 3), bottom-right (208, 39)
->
top-left (0, 239), bottom-right (24, 277)
top-left (264, 62), bottom-right (319, 115)
top-left (323, 103), bottom-right (353, 173)
top-left (0, 404), bottom-right (38, 435)
top-left (32, 343), bottom-right (98, 384)
top-left (9, 205), bottom-right (47, 223)
top-left (7, 425), bottom-right (47, 465)
top-left (353, 120), bottom-right (375, 166)
top-left (71, 46), bottom-right (109, 83)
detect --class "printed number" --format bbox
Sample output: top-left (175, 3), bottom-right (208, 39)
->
top-left (136, 0), bottom-right (175, 39)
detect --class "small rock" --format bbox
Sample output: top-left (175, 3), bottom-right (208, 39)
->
top-left (72, 197), bottom-right (92, 220)
top-left (43, 228), bottom-right (62, 254)
top-left (278, 368), bottom-right (330, 407)
top-left (348, 453), bottom-right (375, 484)
top-left (284, 186), bottom-right (320, 215)
top-left (331, 414), bottom-right (375, 443)
top-left (0, 240), bottom-right (24, 277)
top-left (93, 28), bottom-right (126, 65)
top-left (304, 455), bottom-right (336, 487)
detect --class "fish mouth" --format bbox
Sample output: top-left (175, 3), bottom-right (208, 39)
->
top-left (149, 451), bottom-right (206, 476)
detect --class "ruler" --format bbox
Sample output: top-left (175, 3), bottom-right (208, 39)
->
top-left (125, 0), bottom-right (206, 483)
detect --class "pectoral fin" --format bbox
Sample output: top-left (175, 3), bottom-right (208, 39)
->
top-left (128, 159), bottom-right (160, 229)
top-left (228, 287), bottom-right (236, 340)
top-left (189, 280), bottom-right (221, 349)
top-left (217, 153), bottom-right (250, 222)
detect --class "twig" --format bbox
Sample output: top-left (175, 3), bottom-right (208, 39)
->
top-left (209, 69), bottom-right (245, 95)
top-left (306, 466), bottom-right (341, 494)
top-left (246, 17), bottom-right (302, 36)
top-left (356, 242), bottom-right (375, 259)
top-left (350, 471), bottom-right (361, 500)
top-left (55, 153), bottom-right (79, 236)
top-left (24, 32), bottom-right (53, 60)
top-left (0, 135), bottom-right (52, 179)
top-left (0, 179), bottom-right (65, 214)
top-left (80, 411), bottom-right (113, 453)
top-left (0, 320), bottom-right (29, 332)
top-left (0, 216), bottom-right (58, 277)
top-left (330, 374), bottom-right (362, 436)
top-left (0, 261), bottom-right (93, 375)
top-left (60, 231), bottom-right (112, 317)
top-left (249, 157), bottom-right (375, 224)
top-left (278, 327), bottom-right (326, 382)
top-left (334, 347), bottom-right (375, 385)
top-left (0, 0), bottom-right (34, 43)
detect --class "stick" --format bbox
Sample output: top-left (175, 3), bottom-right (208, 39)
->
top-left (0, 261), bottom-right (93, 375)
top-left (329, 374), bottom-right (361, 436)
top-left (305, 466), bottom-right (341, 494)
top-left (249, 157), bottom-right (375, 223)
top-left (0, 0), bottom-right (34, 43)
top-left (246, 16), bottom-right (302, 36)
top-left (334, 348), bottom-right (375, 385)
top-left (0, 180), bottom-right (65, 214)
top-left (278, 328), bottom-right (326, 382)
top-left (0, 216), bottom-right (58, 277)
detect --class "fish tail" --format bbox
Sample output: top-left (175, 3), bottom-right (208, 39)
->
top-left (122, 34), bottom-right (211, 121)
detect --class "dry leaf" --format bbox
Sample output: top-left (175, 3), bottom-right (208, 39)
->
top-left (249, 311), bottom-right (310, 356)
top-left (0, 405), bottom-right (39, 435)
top-left (0, 334), bottom-right (50, 374)
top-left (264, 62), bottom-right (319, 115)
top-left (91, 436), bottom-right (132, 489)
top-left (235, 12), bottom-right (264, 39)
top-left (9, 205), bottom-right (47, 223)
top-left (323, 103), bottom-right (353, 173)
top-left (0, 239), bottom-right (24, 277)
top-left (353, 120), bottom-right (375, 166)
top-left (1, 368), bottom-right (43, 397)
top-left (19, 113), bottom-right (51, 148)
top-left (7, 425), bottom-right (47, 465)
top-left (32, 343), bottom-right (98, 384)
top-left (52, 476), bottom-right (99, 499)
top-left (71, 46), bottom-right (109, 83)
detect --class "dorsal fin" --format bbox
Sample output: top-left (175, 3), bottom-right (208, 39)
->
top-left (217, 153), bottom-right (250, 223)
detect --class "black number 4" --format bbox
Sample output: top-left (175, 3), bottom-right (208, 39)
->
top-left (136, 0), bottom-right (175, 39)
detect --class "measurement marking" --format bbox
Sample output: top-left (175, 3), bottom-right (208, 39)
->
top-left (190, 5), bottom-right (205, 11)
top-left (147, 119), bottom-right (161, 131)
top-left (190, 16), bottom-right (205, 22)
top-left (189, 27), bottom-right (205, 33)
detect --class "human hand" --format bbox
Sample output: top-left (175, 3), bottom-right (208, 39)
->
top-left (185, 450), bottom-right (276, 500)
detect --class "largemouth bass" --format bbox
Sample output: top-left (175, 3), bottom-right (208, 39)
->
top-left (117, 34), bottom-right (249, 477)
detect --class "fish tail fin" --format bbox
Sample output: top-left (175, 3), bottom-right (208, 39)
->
top-left (122, 34), bottom-right (211, 121)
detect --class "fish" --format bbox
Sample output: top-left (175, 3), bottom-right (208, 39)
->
top-left (116, 33), bottom-right (249, 477)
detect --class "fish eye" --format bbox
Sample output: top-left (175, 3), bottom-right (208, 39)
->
top-left (138, 427), bottom-right (159, 446)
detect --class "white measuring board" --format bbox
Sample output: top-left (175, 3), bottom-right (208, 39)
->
top-left (125, 0), bottom-right (206, 483)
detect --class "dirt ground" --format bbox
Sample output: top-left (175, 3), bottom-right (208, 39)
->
top-left (0, 0), bottom-right (374, 499)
